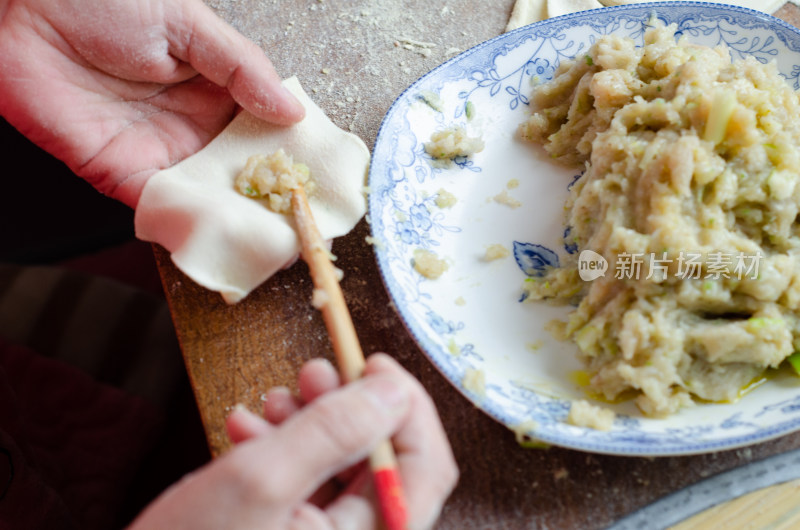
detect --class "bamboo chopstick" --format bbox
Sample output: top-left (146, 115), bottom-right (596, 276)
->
top-left (290, 184), bottom-right (408, 530)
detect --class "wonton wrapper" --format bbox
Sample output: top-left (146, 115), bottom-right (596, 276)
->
top-left (504, 0), bottom-right (788, 32)
top-left (134, 77), bottom-right (369, 304)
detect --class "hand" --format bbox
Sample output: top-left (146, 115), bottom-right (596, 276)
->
top-left (0, 0), bottom-right (304, 208)
top-left (128, 354), bottom-right (459, 529)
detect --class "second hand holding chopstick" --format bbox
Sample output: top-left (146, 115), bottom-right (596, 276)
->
top-left (290, 184), bottom-right (409, 530)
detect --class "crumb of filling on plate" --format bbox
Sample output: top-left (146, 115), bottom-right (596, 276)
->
top-left (448, 338), bottom-right (461, 355)
top-left (567, 399), bottom-right (615, 431)
top-left (412, 248), bottom-right (449, 279)
top-left (511, 420), bottom-right (550, 449)
top-left (435, 188), bottom-right (458, 208)
top-left (462, 367), bottom-right (486, 398)
top-left (527, 340), bottom-right (544, 352)
top-left (235, 149), bottom-right (315, 213)
top-left (417, 90), bottom-right (445, 112)
top-left (424, 126), bottom-right (484, 161)
top-left (520, 22), bottom-right (800, 418)
top-left (484, 244), bottom-right (510, 261)
top-left (492, 189), bottom-right (522, 208)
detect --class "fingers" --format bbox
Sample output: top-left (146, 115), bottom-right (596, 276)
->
top-left (237, 367), bottom-right (412, 502)
top-left (363, 354), bottom-right (459, 529)
top-left (173, 0), bottom-right (305, 125)
top-left (225, 404), bottom-right (272, 444)
top-left (325, 493), bottom-right (376, 530)
top-left (264, 358), bottom-right (339, 424)
top-left (229, 357), bottom-right (336, 439)
top-left (263, 386), bottom-right (301, 424)
top-left (298, 358), bottom-right (341, 403)
top-left (225, 354), bottom-right (457, 530)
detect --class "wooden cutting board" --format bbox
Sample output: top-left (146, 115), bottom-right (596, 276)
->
top-left (608, 447), bottom-right (800, 529)
top-left (671, 478), bottom-right (800, 529)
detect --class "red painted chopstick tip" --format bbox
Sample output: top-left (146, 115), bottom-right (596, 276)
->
top-left (373, 466), bottom-right (408, 530)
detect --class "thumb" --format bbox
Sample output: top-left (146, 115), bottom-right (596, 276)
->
top-left (258, 372), bottom-right (411, 501)
top-left (172, 0), bottom-right (305, 124)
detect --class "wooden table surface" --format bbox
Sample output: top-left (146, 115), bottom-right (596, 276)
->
top-left (155, 2), bottom-right (800, 528)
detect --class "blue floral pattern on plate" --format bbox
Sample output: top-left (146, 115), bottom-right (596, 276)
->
top-left (368, 2), bottom-right (800, 456)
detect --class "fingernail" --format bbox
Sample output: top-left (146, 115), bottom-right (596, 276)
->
top-left (277, 85), bottom-right (306, 120)
top-left (266, 386), bottom-right (291, 399)
top-left (306, 357), bottom-right (334, 370)
top-left (229, 403), bottom-right (252, 417)
top-left (363, 375), bottom-right (409, 416)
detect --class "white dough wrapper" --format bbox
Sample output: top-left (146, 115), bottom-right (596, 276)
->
top-left (505, 0), bottom-right (547, 31)
top-left (505, 0), bottom-right (790, 32)
top-left (134, 77), bottom-right (370, 304)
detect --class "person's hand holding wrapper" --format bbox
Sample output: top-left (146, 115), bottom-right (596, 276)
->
top-left (0, 0), bottom-right (459, 527)
top-left (0, 0), bottom-right (304, 207)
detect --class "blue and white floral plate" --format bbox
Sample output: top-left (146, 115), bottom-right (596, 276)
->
top-left (368, 2), bottom-right (800, 456)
